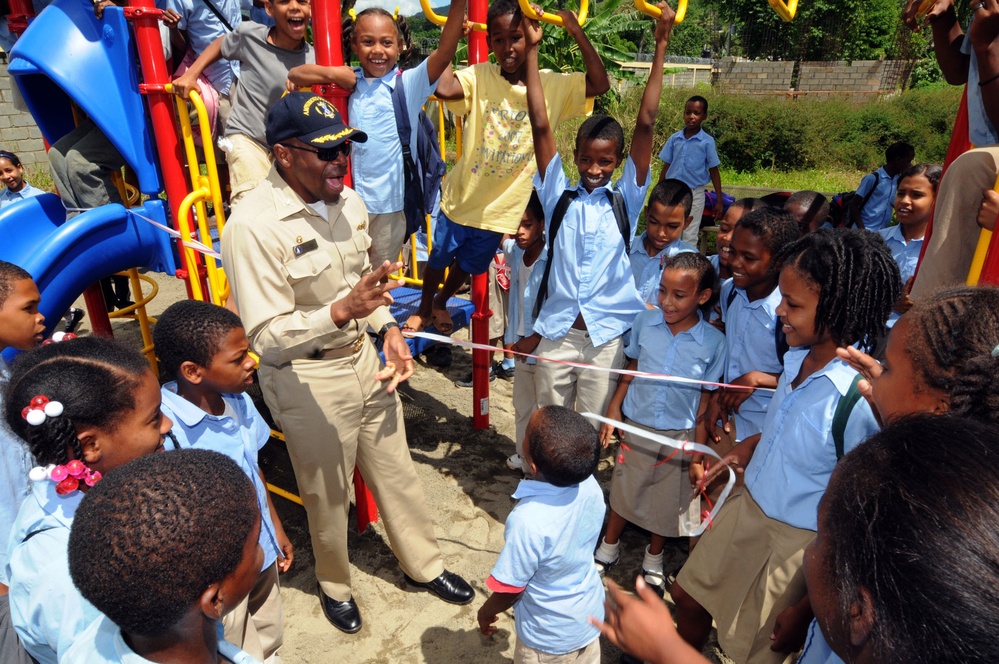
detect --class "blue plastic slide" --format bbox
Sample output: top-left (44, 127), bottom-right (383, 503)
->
top-left (0, 194), bottom-right (176, 362)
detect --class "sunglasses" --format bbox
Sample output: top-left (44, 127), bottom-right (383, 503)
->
top-left (282, 142), bottom-right (352, 161)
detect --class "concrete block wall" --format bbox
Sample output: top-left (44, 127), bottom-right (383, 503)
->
top-left (715, 57), bottom-right (794, 93)
top-left (0, 66), bottom-right (48, 166)
top-left (798, 60), bottom-right (889, 92)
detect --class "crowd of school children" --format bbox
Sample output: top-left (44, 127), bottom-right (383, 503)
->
top-left (1, 0), bottom-right (999, 661)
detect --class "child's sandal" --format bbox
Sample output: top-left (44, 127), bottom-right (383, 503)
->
top-left (642, 568), bottom-right (668, 598)
top-left (594, 554), bottom-right (619, 577)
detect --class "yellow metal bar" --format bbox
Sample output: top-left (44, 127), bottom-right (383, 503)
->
top-left (518, 0), bottom-right (588, 26)
top-left (421, 0), bottom-right (486, 31)
top-left (966, 171), bottom-right (999, 286)
top-left (266, 482), bottom-right (304, 506)
top-left (634, 0), bottom-right (687, 23)
top-left (767, 0), bottom-right (797, 22)
top-left (175, 187), bottom-right (212, 302)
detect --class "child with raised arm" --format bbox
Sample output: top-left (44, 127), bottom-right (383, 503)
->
top-left (477, 406), bottom-right (605, 661)
top-left (402, 0), bottom-right (608, 336)
top-left (153, 300), bottom-right (291, 663)
top-left (629, 179), bottom-right (698, 306)
top-left (596, 253), bottom-right (725, 596)
top-left (521, 3), bottom-right (674, 423)
top-left (287, 1), bottom-right (465, 266)
top-left (658, 95), bottom-right (723, 245)
top-left (173, 0), bottom-right (334, 203)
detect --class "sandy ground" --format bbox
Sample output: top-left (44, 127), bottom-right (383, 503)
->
top-left (74, 271), bottom-right (730, 664)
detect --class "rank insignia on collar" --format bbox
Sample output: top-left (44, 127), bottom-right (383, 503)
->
top-left (356, 222), bottom-right (366, 231)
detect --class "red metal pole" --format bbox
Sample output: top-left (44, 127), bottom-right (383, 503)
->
top-left (468, 0), bottom-right (491, 430)
top-left (82, 284), bottom-right (114, 337)
top-left (127, 0), bottom-right (202, 299)
top-left (6, 0), bottom-right (34, 36)
top-left (310, 0), bottom-right (353, 187)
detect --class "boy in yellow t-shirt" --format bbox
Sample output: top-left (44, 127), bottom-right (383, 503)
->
top-left (403, 0), bottom-right (608, 335)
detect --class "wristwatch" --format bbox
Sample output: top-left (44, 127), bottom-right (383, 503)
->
top-left (379, 321), bottom-right (400, 338)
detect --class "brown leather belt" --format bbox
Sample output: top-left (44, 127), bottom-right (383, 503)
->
top-left (313, 336), bottom-right (365, 359)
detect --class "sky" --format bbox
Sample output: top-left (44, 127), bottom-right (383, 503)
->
top-left (354, 0), bottom-right (434, 18)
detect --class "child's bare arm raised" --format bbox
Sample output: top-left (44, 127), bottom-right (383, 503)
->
top-left (630, 3), bottom-right (675, 185)
top-left (524, 13), bottom-right (557, 179)
top-left (558, 10), bottom-right (610, 98)
top-left (286, 65), bottom-right (357, 91)
top-left (425, 0), bottom-right (468, 84)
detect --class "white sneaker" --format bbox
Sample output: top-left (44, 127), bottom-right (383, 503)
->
top-left (506, 453), bottom-right (524, 471)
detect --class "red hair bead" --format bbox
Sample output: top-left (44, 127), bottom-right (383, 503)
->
top-left (55, 477), bottom-right (79, 495)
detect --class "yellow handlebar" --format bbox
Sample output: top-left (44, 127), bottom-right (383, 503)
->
top-left (518, 0), bottom-right (588, 27)
top-left (420, 0), bottom-right (486, 32)
top-left (914, 0), bottom-right (935, 21)
top-left (633, 0), bottom-right (687, 24)
top-left (767, 0), bottom-right (798, 21)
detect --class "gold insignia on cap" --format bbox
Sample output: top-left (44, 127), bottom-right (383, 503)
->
top-left (312, 127), bottom-right (355, 145)
top-left (304, 96), bottom-right (336, 119)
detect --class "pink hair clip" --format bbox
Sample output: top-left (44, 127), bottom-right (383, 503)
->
top-left (20, 395), bottom-right (64, 426)
top-left (29, 459), bottom-right (102, 495)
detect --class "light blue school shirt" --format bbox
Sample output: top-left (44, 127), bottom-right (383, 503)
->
top-left (0, 183), bottom-right (45, 209)
top-left (62, 614), bottom-right (262, 664)
top-left (623, 309), bottom-right (726, 431)
top-left (657, 127), bottom-right (720, 189)
top-left (798, 619), bottom-right (842, 664)
top-left (854, 167), bottom-right (898, 232)
top-left (166, 0), bottom-right (241, 94)
top-left (878, 224), bottom-right (922, 327)
top-left (159, 385), bottom-right (280, 571)
top-left (964, 16), bottom-right (999, 147)
top-left (349, 61), bottom-right (437, 215)
top-left (0, 360), bottom-right (33, 585)
top-left (534, 153), bottom-right (649, 347)
top-left (7, 480), bottom-right (98, 664)
top-left (628, 234), bottom-right (698, 305)
top-left (490, 476), bottom-right (605, 655)
top-left (0, 359), bottom-right (33, 586)
top-left (744, 348), bottom-right (879, 532)
top-left (719, 281), bottom-right (784, 441)
top-left (502, 238), bottom-right (546, 364)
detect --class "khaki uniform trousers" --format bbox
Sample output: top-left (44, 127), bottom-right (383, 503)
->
top-left (534, 329), bottom-right (624, 428)
top-left (223, 562), bottom-right (283, 662)
top-left (911, 146), bottom-right (999, 299)
top-left (258, 338), bottom-right (444, 601)
top-left (514, 637), bottom-right (600, 664)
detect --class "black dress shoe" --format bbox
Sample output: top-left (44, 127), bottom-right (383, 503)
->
top-left (317, 583), bottom-right (362, 633)
top-left (404, 570), bottom-right (475, 605)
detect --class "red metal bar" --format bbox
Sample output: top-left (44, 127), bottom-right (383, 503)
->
top-left (469, 0), bottom-right (491, 430)
top-left (7, 0), bottom-right (34, 36)
top-left (310, 0), bottom-right (353, 187)
top-left (127, 0), bottom-right (201, 299)
top-left (82, 284), bottom-right (114, 337)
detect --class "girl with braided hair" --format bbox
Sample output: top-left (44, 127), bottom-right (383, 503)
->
top-left (1, 337), bottom-right (173, 664)
top-left (671, 228), bottom-right (901, 664)
top-left (287, 0), bottom-right (466, 267)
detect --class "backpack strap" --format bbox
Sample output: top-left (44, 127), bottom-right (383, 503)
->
top-left (533, 189), bottom-right (579, 319)
top-left (857, 169), bottom-right (880, 211)
top-left (607, 190), bottom-right (630, 253)
top-left (199, 0), bottom-right (235, 32)
top-left (390, 71), bottom-right (414, 163)
top-left (21, 526), bottom-right (55, 544)
top-left (832, 374), bottom-right (864, 460)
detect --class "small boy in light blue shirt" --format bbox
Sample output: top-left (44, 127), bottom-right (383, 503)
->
top-left (477, 406), bottom-right (605, 660)
top-left (0, 261), bottom-right (44, 589)
top-left (849, 142), bottom-right (913, 231)
top-left (658, 95), bottom-right (723, 245)
top-left (153, 300), bottom-right (290, 663)
top-left (628, 178), bottom-right (698, 306)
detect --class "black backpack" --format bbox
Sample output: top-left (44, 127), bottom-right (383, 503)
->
top-left (533, 188), bottom-right (630, 318)
top-left (829, 169), bottom-right (880, 228)
top-left (389, 72), bottom-right (447, 237)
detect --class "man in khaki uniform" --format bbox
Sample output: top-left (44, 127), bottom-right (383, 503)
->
top-left (221, 92), bottom-right (474, 634)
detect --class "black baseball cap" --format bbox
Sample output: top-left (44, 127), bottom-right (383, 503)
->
top-left (265, 92), bottom-right (368, 148)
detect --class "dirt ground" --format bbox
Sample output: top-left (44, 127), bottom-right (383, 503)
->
top-left (79, 271), bottom-right (730, 664)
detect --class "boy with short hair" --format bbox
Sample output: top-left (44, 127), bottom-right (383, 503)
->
top-left (477, 405), bottom-right (605, 661)
top-left (658, 95), bottom-right (724, 245)
top-left (784, 189), bottom-right (830, 234)
top-left (629, 178), bottom-right (697, 305)
top-left (520, 3), bottom-right (675, 423)
top-left (0, 261), bottom-right (44, 592)
top-left (848, 141), bottom-right (915, 231)
top-left (153, 299), bottom-right (291, 663)
top-left (403, 0), bottom-right (609, 335)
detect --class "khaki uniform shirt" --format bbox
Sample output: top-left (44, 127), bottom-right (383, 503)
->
top-left (221, 165), bottom-right (394, 367)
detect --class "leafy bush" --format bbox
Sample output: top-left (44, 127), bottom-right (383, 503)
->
top-left (593, 85), bottom-right (963, 173)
